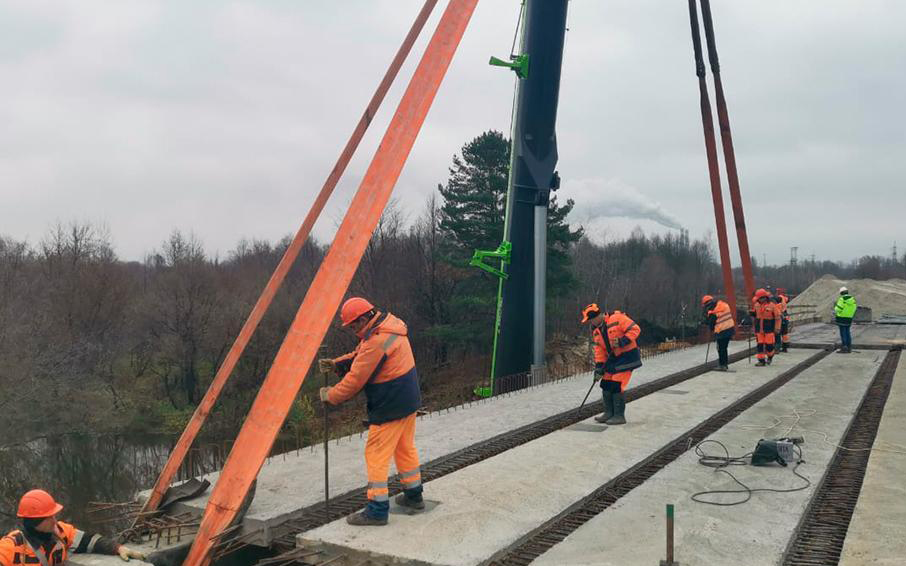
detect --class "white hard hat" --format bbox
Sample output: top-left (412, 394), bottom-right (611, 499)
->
top-left (839, 286), bottom-right (848, 293)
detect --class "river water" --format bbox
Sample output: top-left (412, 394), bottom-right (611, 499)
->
top-left (0, 433), bottom-right (218, 536)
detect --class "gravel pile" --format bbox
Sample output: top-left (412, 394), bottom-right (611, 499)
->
top-left (789, 275), bottom-right (906, 322)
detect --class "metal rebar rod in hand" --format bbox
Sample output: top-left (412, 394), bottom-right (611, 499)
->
top-left (323, 369), bottom-right (330, 518)
top-left (579, 378), bottom-right (598, 410)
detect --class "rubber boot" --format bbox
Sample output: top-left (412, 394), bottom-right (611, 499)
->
top-left (781, 344), bottom-right (789, 353)
top-left (394, 492), bottom-right (425, 510)
top-left (595, 390), bottom-right (613, 423)
top-left (766, 356), bottom-right (773, 365)
top-left (605, 391), bottom-right (626, 425)
top-left (756, 359), bottom-right (767, 366)
top-left (346, 512), bottom-right (387, 526)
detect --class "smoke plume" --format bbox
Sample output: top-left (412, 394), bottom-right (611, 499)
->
top-left (560, 177), bottom-right (683, 230)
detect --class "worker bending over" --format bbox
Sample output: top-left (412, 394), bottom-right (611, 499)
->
top-left (1, 490), bottom-right (145, 565)
top-left (701, 294), bottom-right (735, 371)
top-left (582, 303), bottom-right (642, 425)
top-left (751, 288), bottom-right (782, 366)
top-left (319, 297), bottom-right (424, 526)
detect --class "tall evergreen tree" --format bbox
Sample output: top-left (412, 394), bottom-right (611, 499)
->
top-left (434, 130), bottom-right (582, 349)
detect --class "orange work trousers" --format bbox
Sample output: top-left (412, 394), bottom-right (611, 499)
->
top-left (756, 331), bottom-right (776, 361)
top-left (604, 370), bottom-right (633, 392)
top-left (364, 413), bottom-right (421, 518)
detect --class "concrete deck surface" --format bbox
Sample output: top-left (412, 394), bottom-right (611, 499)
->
top-left (534, 350), bottom-right (883, 566)
top-left (792, 322), bottom-right (906, 346)
top-left (167, 343), bottom-right (745, 541)
top-left (299, 350), bottom-right (813, 566)
top-left (839, 353), bottom-right (906, 565)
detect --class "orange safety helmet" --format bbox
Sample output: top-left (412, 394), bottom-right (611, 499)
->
top-left (701, 294), bottom-right (715, 307)
top-left (340, 297), bottom-right (375, 326)
top-left (754, 288), bottom-right (770, 300)
top-left (18, 489), bottom-right (63, 518)
top-left (581, 303), bottom-right (601, 323)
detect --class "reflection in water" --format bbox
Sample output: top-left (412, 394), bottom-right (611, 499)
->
top-left (0, 434), bottom-right (211, 535)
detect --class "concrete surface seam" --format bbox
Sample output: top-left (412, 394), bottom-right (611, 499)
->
top-left (482, 349), bottom-right (830, 566)
top-left (781, 349), bottom-right (902, 566)
top-left (263, 348), bottom-right (757, 550)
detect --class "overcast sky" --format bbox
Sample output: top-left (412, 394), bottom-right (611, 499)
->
top-left (1, 1), bottom-right (903, 265)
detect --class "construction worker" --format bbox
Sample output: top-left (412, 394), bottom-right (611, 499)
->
top-left (581, 303), bottom-right (642, 425)
top-left (318, 297), bottom-right (423, 526)
top-left (834, 286), bottom-right (857, 353)
top-left (701, 294), bottom-right (735, 371)
top-left (0, 489), bottom-right (145, 565)
top-left (750, 288), bottom-right (782, 366)
top-left (776, 290), bottom-right (791, 352)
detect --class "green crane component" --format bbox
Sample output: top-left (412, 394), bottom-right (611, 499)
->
top-left (489, 54), bottom-right (530, 79)
top-left (470, 241), bottom-right (512, 398)
top-left (469, 241), bottom-right (512, 279)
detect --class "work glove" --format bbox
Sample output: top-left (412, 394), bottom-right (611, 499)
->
top-left (593, 364), bottom-right (605, 381)
top-left (117, 546), bottom-right (146, 562)
top-left (318, 358), bottom-right (336, 373)
top-left (617, 336), bottom-right (631, 347)
top-left (319, 386), bottom-right (332, 403)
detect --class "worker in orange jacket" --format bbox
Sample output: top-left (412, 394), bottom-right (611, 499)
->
top-left (701, 294), bottom-right (735, 371)
top-left (750, 288), bottom-right (782, 366)
top-left (775, 291), bottom-right (791, 352)
top-left (581, 303), bottom-right (642, 425)
top-left (0, 490), bottom-right (145, 566)
top-left (318, 297), bottom-right (423, 526)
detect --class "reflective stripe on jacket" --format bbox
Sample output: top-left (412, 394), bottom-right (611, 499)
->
top-left (329, 312), bottom-right (421, 424)
top-left (708, 300), bottom-right (735, 334)
top-left (753, 300), bottom-right (781, 333)
top-left (592, 311), bottom-right (642, 373)
top-left (0, 522), bottom-right (110, 566)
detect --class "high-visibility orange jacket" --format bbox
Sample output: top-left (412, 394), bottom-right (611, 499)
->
top-left (752, 299), bottom-right (782, 334)
top-left (0, 521), bottom-right (118, 566)
top-left (707, 300), bottom-right (735, 334)
top-left (592, 311), bottom-right (642, 372)
top-left (329, 311), bottom-right (421, 424)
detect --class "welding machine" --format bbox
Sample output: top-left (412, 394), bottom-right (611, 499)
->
top-left (751, 437), bottom-right (804, 467)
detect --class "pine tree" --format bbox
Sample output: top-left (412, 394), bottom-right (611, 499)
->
top-left (433, 130), bottom-right (582, 349)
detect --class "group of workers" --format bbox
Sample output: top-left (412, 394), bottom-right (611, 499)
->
top-left (5, 286), bottom-right (859, 542)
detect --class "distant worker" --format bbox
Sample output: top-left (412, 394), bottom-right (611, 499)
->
top-left (751, 288), bottom-right (782, 365)
top-left (834, 286), bottom-right (857, 353)
top-left (0, 489), bottom-right (145, 565)
top-left (701, 295), bottom-right (735, 371)
top-left (776, 290), bottom-right (791, 352)
top-left (581, 303), bottom-right (642, 425)
top-left (318, 297), bottom-right (424, 526)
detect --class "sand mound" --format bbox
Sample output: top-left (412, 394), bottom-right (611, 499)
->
top-left (790, 275), bottom-right (906, 322)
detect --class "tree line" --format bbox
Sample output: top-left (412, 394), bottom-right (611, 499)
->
top-left (4, 130), bottom-right (884, 443)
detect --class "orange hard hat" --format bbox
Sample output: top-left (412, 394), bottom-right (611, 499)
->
top-left (755, 288), bottom-right (770, 299)
top-left (18, 489), bottom-right (63, 519)
top-left (581, 303), bottom-right (601, 324)
top-left (340, 297), bottom-right (375, 326)
top-left (701, 294), bottom-right (714, 306)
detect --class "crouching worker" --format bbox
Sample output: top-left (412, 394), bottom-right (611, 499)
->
top-left (1, 490), bottom-right (145, 565)
top-left (581, 303), bottom-right (642, 425)
top-left (318, 297), bottom-right (424, 526)
top-left (702, 294), bottom-right (735, 371)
